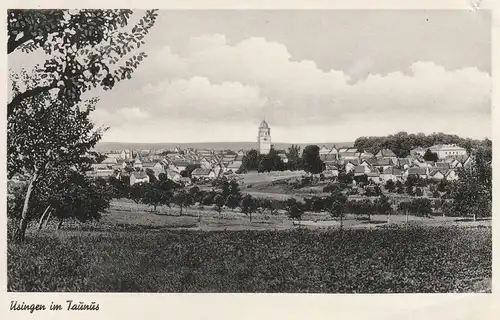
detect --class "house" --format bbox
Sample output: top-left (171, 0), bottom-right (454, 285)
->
top-left (328, 165), bottom-right (340, 177)
top-left (360, 159), bottom-right (371, 168)
top-left (397, 158), bottom-right (412, 169)
top-left (166, 169), bottom-right (182, 182)
top-left (102, 156), bottom-right (118, 165)
top-left (226, 161), bottom-right (242, 172)
top-left (375, 149), bottom-right (398, 163)
top-left (366, 171), bottom-right (381, 184)
top-left (428, 169), bottom-right (445, 181)
top-left (380, 167), bottom-right (403, 182)
top-left (191, 168), bottom-right (216, 180)
top-left (338, 148), bottom-right (359, 160)
top-left (410, 147), bottom-right (426, 157)
top-left (199, 158), bottom-right (213, 170)
top-left (130, 171), bottom-right (150, 185)
top-left (434, 162), bottom-right (451, 170)
top-left (445, 169), bottom-right (459, 181)
top-left (171, 160), bottom-right (190, 172)
top-left (278, 153), bottom-right (289, 163)
top-left (319, 145), bottom-right (331, 156)
top-left (142, 162), bottom-right (165, 177)
top-left (321, 154), bottom-right (337, 166)
top-left (403, 167), bottom-right (428, 180)
top-left (344, 159), bottom-right (361, 173)
top-left (372, 158), bottom-right (394, 171)
top-left (352, 165), bottom-right (371, 176)
top-left (359, 151), bottom-right (374, 160)
top-left (429, 144), bottom-right (467, 160)
top-left (133, 154), bottom-right (142, 169)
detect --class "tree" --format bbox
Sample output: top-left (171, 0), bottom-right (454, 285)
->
top-left (240, 149), bottom-right (259, 172)
top-left (415, 187), bottom-right (423, 197)
top-left (225, 194), bottom-right (240, 211)
top-left (128, 183), bottom-right (145, 208)
top-left (142, 182), bottom-right (165, 212)
top-left (286, 198), bottom-right (304, 226)
top-left (8, 9), bottom-right (158, 117)
top-left (423, 149), bottom-right (439, 162)
top-left (7, 88), bottom-right (104, 240)
top-left (326, 188), bottom-right (347, 229)
top-left (172, 190), bottom-right (192, 216)
top-left (213, 194), bottom-right (225, 216)
top-left (285, 144), bottom-right (303, 171)
top-left (49, 174), bottom-right (113, 229)
top-left (302, 145), bottom-right (325, 174)
top-left (375, 194), bottom-right (393, 223)
top-left (240, 195), bottom-right (257, 221)
top-left (450, 145), bottom-right (492, 221)
top-left (384, 179), bottom-right (395, 192)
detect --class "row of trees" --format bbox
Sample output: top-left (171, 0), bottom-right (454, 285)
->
top-left (240, 145), bottom-right (325, 174)
top-left (354, 131), bottom-right (491, 158)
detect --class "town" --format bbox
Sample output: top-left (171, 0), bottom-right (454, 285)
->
top-left (87, 120), bottom-right (474, 187)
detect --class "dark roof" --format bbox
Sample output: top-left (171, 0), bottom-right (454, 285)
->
top-left (353, 166), bottom-right (366, 173)
top-left (192, 168), bottom-right (212, 176)
top-left (382, 167), bottom-right (402, 175)
top-left (131, 171), bottom-right (148, 179)
top-left (377, 149), bottom-right (396, 157)
top-left (408, 168), bottom-right (427, 175)
top-left (374, 158), bottom-right (393, 166)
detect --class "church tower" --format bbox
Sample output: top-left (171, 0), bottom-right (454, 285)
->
top-left (257, 120), bottom-right (271, 155)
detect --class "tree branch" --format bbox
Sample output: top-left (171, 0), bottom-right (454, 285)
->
top-left (7, 32), bottom-right (33, 54)
top-left (7, 83), bottom-right (57, 117)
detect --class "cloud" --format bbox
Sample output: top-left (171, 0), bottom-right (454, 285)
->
top-left (92, 33), bottom-right (491, 139)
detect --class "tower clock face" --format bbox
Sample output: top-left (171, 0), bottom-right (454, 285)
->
top-left (263, 137), bottom-right (268, 141)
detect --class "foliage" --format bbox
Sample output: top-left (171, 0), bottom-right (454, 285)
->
top-left (449, 145), bottom-right (492, 221)
top-left (301, 145), bottom-right (325, 174)
top-left (8, 9), bottom-right (158, 117)
top-left (423, 149), bottom-right (439, 162)
top-left (353, 131), bottom-right (487, 158)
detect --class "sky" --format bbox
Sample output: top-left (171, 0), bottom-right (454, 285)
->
top-left (8, 10), bottom-right (492, 143)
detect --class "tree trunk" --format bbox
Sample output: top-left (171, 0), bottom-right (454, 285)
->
top-left (340, 213), bottom-right (344, 230)
top-left (37, 205), bottom-right (51, 230)
top-left (405, 210), bottom-right (409, 224)
top-left (44, 210), bottom-right (52, 228)
top-left (57, 218), bottom-right (63, 230)
top-left (17, 171), bottom-right (38, 241)
top-left (473, 213), bottom-right (477, 222)
top-left (387, 213), bottom-right (391, 224)
top-left (179, 205), bottom-right (183, 216)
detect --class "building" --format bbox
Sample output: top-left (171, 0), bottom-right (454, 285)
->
top-left (428, 144), bottom-right (467, 160)
top-left (380, 167), bottom-right (403, 182)
top-left (410, 147), bottom-right (426, 157)
top-left (375, 149), bottom-right (398, 163)
top-left (257, 120), bottom-right (271, 154)
top-left (130, 171), bottom-right (150, 185)
top-left (191, 168), bottom-right (216, 180)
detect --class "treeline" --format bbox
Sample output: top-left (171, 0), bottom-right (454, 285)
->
top-left (240, 145), bottom-right (325, 174)
top-left (354, 132), bottom-right (491, 158)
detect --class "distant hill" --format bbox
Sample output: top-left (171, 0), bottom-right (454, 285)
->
top-left (94, 141), bottom-right (354, 152)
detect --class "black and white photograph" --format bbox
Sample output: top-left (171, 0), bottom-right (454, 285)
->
top-left (6, 8), bottom-right (492, 295)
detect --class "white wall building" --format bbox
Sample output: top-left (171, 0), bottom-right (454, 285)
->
top-left (257, 120), bottom-right (271, 155)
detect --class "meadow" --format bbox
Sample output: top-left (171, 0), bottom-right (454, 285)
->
top-left (8, 221), bottom-right (491, 293)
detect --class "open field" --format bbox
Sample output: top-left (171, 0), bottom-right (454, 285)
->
top-left (100, 199), bottom-right (492, 231)
top-left (8, 224), bottom-right (491, 293)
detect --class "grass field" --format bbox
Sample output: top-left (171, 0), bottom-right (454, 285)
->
top-left (8, 224), bottom-right (491, 293)
top-left (8, 196), bottom-right (491, 293)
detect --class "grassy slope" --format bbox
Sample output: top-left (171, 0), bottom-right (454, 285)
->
top-left (8, 225), bottom-right (491, 293)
